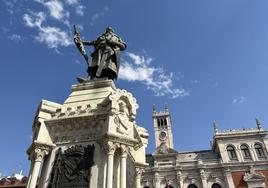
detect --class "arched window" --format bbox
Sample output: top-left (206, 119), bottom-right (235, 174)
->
top-left (157, 119), bottom-right (161, 127)
top-left (254, 143), bottom-right (266, 158)
top-left (240, 144), bottom-right (251, 159)
top-left (164, 118), bottom-right (167, 126)
top-left (212, 183), bottom-right (221, 188)
top-left (227, 145), bottom-right (237, 160)
top-left (188, 184), bottom-right (198, 188)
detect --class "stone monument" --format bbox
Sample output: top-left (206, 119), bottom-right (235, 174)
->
top-left (26, 27), bottom-right (148, 188)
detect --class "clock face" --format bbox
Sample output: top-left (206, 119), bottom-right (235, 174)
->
top-left (159, 131), bottom-right (167, 141)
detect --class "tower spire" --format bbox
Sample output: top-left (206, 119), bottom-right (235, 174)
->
top-left (213, 121), bottom-right (218, 134)
top-left (164, 103), bottom-right (169, 112)
top-left (255, 117), bottom-right (262, 130)
top-left (153, 104), bottom-right (156, 113)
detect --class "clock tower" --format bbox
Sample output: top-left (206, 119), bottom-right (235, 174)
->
top-left (153, 104), bottom-right (174, 149)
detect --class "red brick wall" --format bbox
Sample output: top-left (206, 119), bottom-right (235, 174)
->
top-left (259, 170), bottom-right (268, 187)
top-left (231, 172), bottom-right (247, 188)
top-left (231, 170), bottom-right (268, 188)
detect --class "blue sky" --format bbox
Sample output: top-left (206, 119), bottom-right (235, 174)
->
top-left (1, 0), bottom-right (268, 176)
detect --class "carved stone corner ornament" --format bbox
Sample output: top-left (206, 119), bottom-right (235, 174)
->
top-left (114, 110), bottom-right (132, 135)
top-left (107, 89), bottom-right (138, 119)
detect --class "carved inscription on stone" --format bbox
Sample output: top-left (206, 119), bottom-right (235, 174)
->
top-left (49, 145), bottom-right (95, 188)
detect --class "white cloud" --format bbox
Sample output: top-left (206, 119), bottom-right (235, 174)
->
top-left (232, 96), bottom-right (247, 104)
top-left (3, 0), bottom-right (17, 14)
top-left (23, 12), bottom-right (72, 49)
top-left (119, 52), bottom-right (189, 98)
top-left (34, 0), bottom-right (70, 25)
top-left (8, 34), bottom-right (22, 42)
top-left (65, 0), bottom-right (85, 16)
top-left (91, 6), bottom-right (109, 24)
top-left (36, 26), bottom-right (72, 48)
top-left (65, 0), bottom-right (78, 4)
top-left (23, 12), bottom-right (46, 28)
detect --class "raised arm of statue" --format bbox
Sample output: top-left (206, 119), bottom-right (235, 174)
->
top-left (73, 26), bottom-right (89, 66)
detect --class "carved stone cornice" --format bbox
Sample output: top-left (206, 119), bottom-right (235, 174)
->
top-left (27, 141), bottom-right (55, 161)
top-left (101, 134), bottom-right (140, 149)
top-left (47, 105), bottom-right (109, 122)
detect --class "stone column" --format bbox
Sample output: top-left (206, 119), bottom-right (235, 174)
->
top-left (26, 161), bottom-right (34, 188)
top-left (224, 168), bottom-right (235, 188)
top-left (27, 148), bottom-right (49, 188)
top-left (120, 145), bottom-right (128, 188)
top-left (103, 160), bottom-right (107, 188)
top-left (106, 141), bottom-right (116, 188)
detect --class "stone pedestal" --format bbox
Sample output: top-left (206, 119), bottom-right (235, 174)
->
top-left (26, 79), bottom-right (148, 188)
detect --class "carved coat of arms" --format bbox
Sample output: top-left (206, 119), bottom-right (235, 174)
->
top-left (49, 145), bottom-right (95, 188)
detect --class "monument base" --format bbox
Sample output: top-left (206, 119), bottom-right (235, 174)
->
top-left (26, 79), bottom-right (148, 188)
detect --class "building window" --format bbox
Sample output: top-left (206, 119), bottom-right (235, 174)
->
top-left (212, 183), bottom-right (221, 188)
top-left (240, 144), bottom-right (251, 159)
top-left (188, 184), bottom-right (198, 188)
top-left (254, 143), bottom-right (266, 158)
top-left (157, 118), bottom-right (167, 129)
top-left (227, 145), bottom-right (237, 160)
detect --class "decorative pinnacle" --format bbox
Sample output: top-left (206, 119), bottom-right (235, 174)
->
top-left (153, 104), bottom-right (156, 113)
top-left (164, 103), bottom-right (169, 112)
top-left (255, 118), bottom-right (262, 130)
top-left (213, 121), bottom-right (218, 133)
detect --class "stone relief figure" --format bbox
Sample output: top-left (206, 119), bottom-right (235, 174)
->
top-left (74, 25), bottom-right (127, 81)
top-left (114, 101), bottom-right (132, 135)
top-left (48, 145), bottom-right (95, 188)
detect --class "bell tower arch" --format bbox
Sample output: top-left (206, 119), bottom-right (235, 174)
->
top-left (153, 104), bottom-right (174, 149)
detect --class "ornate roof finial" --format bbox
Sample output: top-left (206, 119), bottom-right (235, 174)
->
top-left (164, 103), bottom-right (169, 112)
top-left (213, 121), bottom-right (218, 133)
top-left (255, 117), bottom-right (262, 130)
top-left (153, 104), bottom-right (156, 113)
top-left (209, 140), bottom-right (213, 147)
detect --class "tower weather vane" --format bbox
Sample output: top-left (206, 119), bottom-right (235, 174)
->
top-left (73, 25), bottom-right (127, 82)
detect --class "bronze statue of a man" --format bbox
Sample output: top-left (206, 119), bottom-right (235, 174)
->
top-left (74, 26), bottom-right (126, 80)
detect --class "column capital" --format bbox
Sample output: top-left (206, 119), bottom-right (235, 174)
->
top-left (27, 141), bottom-right (54, 162)
top-left (120, 144), bottom-right (128, 157)
top-left (103, 141), bottom-right (117, 155)
top-left (32, 148), bottom-right (49, 162)
top-left (135, 167), bottom-right (144, 177)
